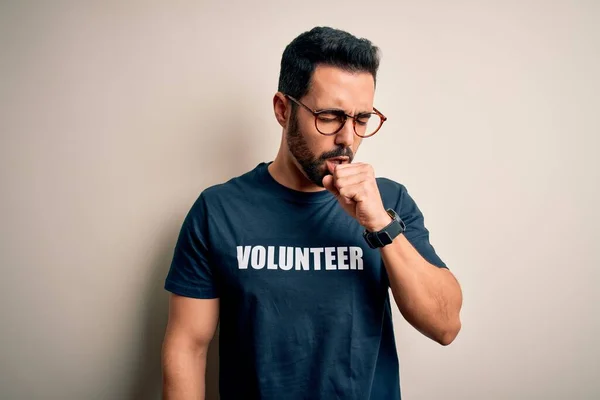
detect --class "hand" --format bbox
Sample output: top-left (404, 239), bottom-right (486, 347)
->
top-left (322, 162), bottom-right (392, 232)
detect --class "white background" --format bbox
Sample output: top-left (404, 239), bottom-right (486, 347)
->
top-left (1, 1), bottom-right (598, 399)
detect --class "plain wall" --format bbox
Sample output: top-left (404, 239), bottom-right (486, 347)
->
top-left (1, 1), bottom-right (598, 399)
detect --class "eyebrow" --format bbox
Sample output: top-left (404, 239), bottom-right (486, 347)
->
top-left (315, 107), bottom-right (373, 116)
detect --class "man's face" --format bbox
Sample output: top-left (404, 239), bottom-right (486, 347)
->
top-left (286, 65), bottom-right (375, 187)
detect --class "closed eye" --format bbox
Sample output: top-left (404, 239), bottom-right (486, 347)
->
top-left (356, 114), bottom-right (372, 125)
top-left (316, 111), bottom-right (345, 122)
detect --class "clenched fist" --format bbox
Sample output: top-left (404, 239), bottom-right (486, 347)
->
top-left (322, 162), bottom-right (392, 232)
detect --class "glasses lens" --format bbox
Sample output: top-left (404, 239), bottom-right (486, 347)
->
top-left (315, 111), bottom-right (383, 136)
top-left (316, 112), bottom-right (345, 135)
top-left (355, 113), bottom-right (382, 137)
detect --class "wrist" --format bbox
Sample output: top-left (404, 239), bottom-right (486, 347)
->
top-left (364, 211), bottom-right (393, 232)
top-left (363, 209), bottom-right (406, 249)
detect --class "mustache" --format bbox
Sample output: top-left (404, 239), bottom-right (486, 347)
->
top-left (318, 147), bottom-right (354, 161)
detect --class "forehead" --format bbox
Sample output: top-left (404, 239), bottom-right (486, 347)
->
top-left (306, 65), bottom-right (375, 111)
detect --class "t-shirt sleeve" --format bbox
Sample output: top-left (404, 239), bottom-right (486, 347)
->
top-left (164, 194), bottom-right (220, 298)
top-left (395, 184), bottom-right (448, 269)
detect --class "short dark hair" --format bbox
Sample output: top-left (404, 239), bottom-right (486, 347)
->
top-left (277, 26), bottom-right (381, 100)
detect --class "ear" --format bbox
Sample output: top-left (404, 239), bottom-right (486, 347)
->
top-left (273, 92), bottom-right (290, 128)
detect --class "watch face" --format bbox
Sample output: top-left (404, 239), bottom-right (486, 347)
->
top-left (386, 209), bottom-right (405, 231)
top-left (399, 220), bottom-right (406, 231)
top-left (386, 208), bottom-right (399, 221)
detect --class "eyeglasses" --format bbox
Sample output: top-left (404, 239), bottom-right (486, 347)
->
top-left (285, 94), bottom-right (387, 138)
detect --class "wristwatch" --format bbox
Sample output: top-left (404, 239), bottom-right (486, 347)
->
top-left (363, 208), bottom-right (406, 249)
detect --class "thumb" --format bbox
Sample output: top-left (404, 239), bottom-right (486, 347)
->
top-left (322, 175), bottom-right (338, 196)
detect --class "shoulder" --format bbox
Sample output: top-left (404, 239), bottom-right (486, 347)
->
top-left (375, 176), bottom-right (422, 215)
top-left (190, 165), bottom-right (260, 211)
top-left (376, 176), bottom-right (407, 202)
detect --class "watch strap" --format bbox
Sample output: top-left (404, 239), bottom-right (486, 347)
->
top-left (363, 209), bottom-right (406, 249)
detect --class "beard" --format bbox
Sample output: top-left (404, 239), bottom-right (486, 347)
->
top-left (286, 109), bottom-right (354, 187)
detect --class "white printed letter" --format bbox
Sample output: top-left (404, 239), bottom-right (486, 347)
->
top-left (325, 247), bottom-right (336, 270)
top-left (267, 246), bottom-right (278, 269)
top-left (279, 246), bottom-right (293, 270)
top-left (310, 248), bottom-right (324, 270)
top-left (251, 246), bottom-right (266, 269)
top-left (349, 246), bottom-right (364, 270)
top-left (337, 247), bottom-right (349, 270)
top-left (295, 248), bottom-right (310, 270)
top-left (237, 246), bottom-right (251, 269)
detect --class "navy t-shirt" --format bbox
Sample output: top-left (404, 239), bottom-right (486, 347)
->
top-left (164, 161), bottom-right (447, 400)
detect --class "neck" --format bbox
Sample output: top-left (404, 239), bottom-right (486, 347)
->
top-left (268, 149), bottom-right (326, 193)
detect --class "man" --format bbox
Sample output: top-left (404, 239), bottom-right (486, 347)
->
top-left (161, 26), bottom-right (462, 400)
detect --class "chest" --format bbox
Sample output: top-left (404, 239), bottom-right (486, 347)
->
top-left (206, 201), bottom-right (389, 305)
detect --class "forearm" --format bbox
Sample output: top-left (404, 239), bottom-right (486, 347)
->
top-left (162, 342), bottom-right (207, 400)
top-left (380, 234), bottom-right (462, 345)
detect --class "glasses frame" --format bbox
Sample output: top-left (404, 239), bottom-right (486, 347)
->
top-left (284, 94), bottom-right (387, 138)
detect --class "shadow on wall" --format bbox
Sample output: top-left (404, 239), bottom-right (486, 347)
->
top-left (128, 102), bottom-right (261, 400)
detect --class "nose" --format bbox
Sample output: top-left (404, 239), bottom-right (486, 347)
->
top-left (334, 118), bottom-right (355, 148)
